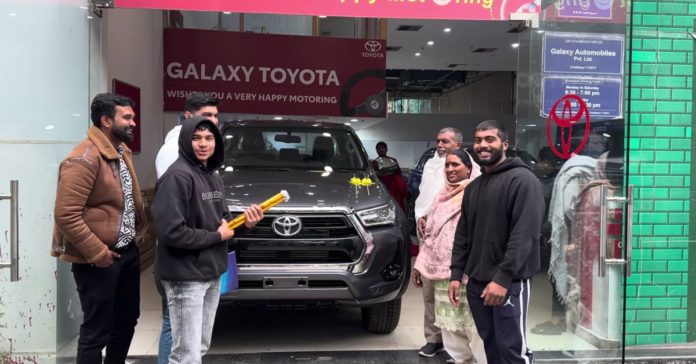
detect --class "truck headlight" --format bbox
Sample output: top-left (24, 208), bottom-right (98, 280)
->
top-left (356, 203), bottom-right (396, 227)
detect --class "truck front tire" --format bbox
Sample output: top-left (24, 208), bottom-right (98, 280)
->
top-left (360, 297), bottom-right (401, 334)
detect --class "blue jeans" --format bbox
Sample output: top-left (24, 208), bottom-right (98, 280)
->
top-left (157, 300), bottom-right (171, 364)
top-left (162, 278), bottom-right (221, 364)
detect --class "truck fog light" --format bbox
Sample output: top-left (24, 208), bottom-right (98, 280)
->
top-left (381, 263), bottom-right (402, 281)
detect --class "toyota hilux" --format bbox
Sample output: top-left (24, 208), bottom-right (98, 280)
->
top-left (219, 120), bottom-right (411, 333)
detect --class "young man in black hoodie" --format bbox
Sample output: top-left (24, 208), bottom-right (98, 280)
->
top-left (448, 120), bottom-right (544, 364)
top-left (152, 116), bottom-right (262, 363)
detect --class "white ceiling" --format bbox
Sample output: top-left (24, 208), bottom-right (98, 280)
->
top-left (222, 19), bottom-right (526, 125)
top-left (183, 13), bottom-right (526, 72)
top-left (386, 19), bottom-right (524, 71)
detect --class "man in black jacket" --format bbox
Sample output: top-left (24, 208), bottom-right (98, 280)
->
top-left (152, 117), bottom-right (262, 363)
top-left (448, 120), bottom-right (544, 364)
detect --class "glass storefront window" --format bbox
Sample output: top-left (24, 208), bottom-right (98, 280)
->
top-left (3, 0), bottom-right (695, 361)
top-left (0, 0), bottom-right (93, 360)
top-left (515, 0), bottom-right (631, 360)
top-left (173, 11), bottom-right (312, 35)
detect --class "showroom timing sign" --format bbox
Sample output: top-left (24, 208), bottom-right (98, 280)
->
top-left (540, 32), bottom-right (624, 120)
top-left (115, 0), bottom-right (540, 21)
top-left (163, 28), bottom-right (386, 117)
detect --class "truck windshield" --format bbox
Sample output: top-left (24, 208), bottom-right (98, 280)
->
top-left (221, 126), bottom-right (367, 171)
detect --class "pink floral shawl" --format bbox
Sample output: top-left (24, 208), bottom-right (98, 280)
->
top-left (414, 179), bottom-right (472, 280)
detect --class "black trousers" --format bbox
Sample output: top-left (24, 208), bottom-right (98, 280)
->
top-left (467, 278), bottom-right (533, 364)
top-left (72, 244), bottom-right (140, 364)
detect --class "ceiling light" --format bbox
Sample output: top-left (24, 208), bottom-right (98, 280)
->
top-left (318, 15), bottom-right (327, 18)
top-left (274, 116), bottom-right (283, 120)
top-left (344, 122), bottom-right (351, 126)
top-left (322, 132), bottom-right (332, 137)
top-left (603, 133), bottom-right (611, 138)
top-left (223, 11), bottom-right (231, 14)
top-left (443, 27), bottom-right (452, 33)
top-left (511, 43), bottom-right (520, 48)
top-left (415, 52), bottom-right (421, 57)
top-left (350, 118), bottom-right (359, 122)
top-left (427, 41), bottom-right (434, 46)
top-left (537, 30), bottom-right (545, 34)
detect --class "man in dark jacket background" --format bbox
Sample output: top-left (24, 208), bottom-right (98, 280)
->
top-left (448, 120), bottom-right (544, 364)
top-left (152, 116), bottom-right (262, 363)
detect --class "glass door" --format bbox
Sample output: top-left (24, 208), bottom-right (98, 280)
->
top-left (514, 0), bottom-right (631, 361)
top-left (0, 1), bottom-right (92, 361)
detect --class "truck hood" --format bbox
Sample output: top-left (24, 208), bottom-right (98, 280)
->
top-left (221, 169), bottom-right (391, 213)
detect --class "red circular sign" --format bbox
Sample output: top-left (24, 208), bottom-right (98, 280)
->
top-left (546, 94), bottom-right (591, 159)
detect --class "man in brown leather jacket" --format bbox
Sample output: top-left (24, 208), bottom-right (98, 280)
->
top-left (52, 93), bottom-right (147, 364)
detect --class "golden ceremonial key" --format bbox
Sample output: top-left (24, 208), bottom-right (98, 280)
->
top-left (227, 190), bottom-right (290, 230)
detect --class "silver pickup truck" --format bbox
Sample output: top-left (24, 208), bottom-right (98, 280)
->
top-left (219, 120), bottom-right (411, 333)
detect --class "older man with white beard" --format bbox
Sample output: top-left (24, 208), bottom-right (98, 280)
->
top-left (413, 127), bottom-right (466, 358)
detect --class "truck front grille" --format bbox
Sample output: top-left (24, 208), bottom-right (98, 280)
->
top-left (232, 214), bottom-right (363, 264)
top-left (241, 215), bottom-right (356, 239)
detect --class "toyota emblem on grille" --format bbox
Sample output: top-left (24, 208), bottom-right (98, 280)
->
top-left (272, 215), bottom-right (303, 237)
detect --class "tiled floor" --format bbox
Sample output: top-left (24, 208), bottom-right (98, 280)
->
top-left (56, 261), bottom-right (696, 363)
top-left (126, 265), bottom-right (596, 357)
top-left (130, 265), bottom-right (431, 356)
top-left (56, 260), bottom-right (600, 361)
top-left (125, 351), bottom-right (465, 364)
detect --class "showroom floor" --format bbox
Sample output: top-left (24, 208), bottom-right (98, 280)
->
top-left (122, 266), bottom-right (595, 357)
top-left (58, 260), bottom-right (598, 363)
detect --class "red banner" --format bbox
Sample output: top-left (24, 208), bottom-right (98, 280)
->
top-left (116, 0), bottom-right (540, 21)
top-left (163, 28), bottom-right (386, 118)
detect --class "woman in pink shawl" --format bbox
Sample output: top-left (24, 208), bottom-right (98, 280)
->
top-left (413, 149), bottom-right (485, 364)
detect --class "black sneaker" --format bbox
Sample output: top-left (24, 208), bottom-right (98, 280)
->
top-left (418, 342), bottom-right (445, 357)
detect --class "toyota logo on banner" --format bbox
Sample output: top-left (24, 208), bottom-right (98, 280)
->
top-left (272, 215), bottom-right (303, 237)
top-left (364, 40), bottom-right (382, 53)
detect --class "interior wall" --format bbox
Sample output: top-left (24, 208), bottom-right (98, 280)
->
top-left (357, 113), bottom-right (515, 168)
top-left (104, 8), bottom-right (164, 190)
top-left (439, 72), bottom-right (515, 114)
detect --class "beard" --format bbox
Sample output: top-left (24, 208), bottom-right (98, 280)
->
top-left (476, 146), bottom-right (504, 166)
top-left (112, 125), bottom-right (134, 143)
